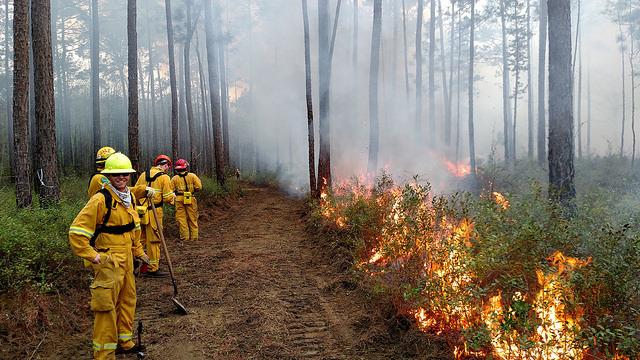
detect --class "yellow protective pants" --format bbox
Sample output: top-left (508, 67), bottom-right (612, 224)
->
top-left (141, 207), bottom-right (163, 272)
top-left (175, 198), bottom-right (199, 241)
top-left (91, 254), bottom-right (137, 360)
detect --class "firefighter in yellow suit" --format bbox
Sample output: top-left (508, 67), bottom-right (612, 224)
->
top-left (134, 154), bottom-right (175, 277)
top-left (87, 146), bottom-right (116, 198)
top-left (68, 153), bottom-right (150, 359)
top-left (171, 159), bottom-right (202, 241)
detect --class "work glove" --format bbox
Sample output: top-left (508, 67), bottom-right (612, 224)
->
top-left (145, 187), bottom-right (157, 197)
top-left (93, 253), bottom-right (111, 265)
top-left (138, 254), bottom-right (151, 265)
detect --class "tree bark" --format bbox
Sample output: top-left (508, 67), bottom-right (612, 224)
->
top-left (428, 0), bottom-right (436, 143)
top-left (301, 0), bottom-right (316, 196)
top-left (127, 0), bottom-right (140, 173)
top-left (91, 0), bottom-right (100, 153)
top-left (547, 0), bottom-right (575, 211)
top-left (5, 0), bottom-right (12, 171)
top-left (32, 0), bottom-right (60, 207)
top-left (368, 0), bottom-right (382, 174)
top-left (415, 0), bottom-right (424, 135)
top-left (537, 0), bottom-right (547, 165)
top-left (438, 0), bottom-right (451, 145)
top-left (215, 8), bottom-right (230, 169)
top-left (500, 0), bottom-right (512, 163)
top-left (402, 0), bottom-right (409, 104)
top-left (527, 0), bottom-right (534, 159)
top-left (184, 0), bottom-right (198, 172)
top-left (165, 0), bottom-right (179, 163)
top-left (204, 0), bottom-right (225, 184)
top-left (317, 0), bottom-right (331, 190)
top-left (13, 0), bottom-right (31, 208)
top-left (468, 0), bottom-right (477, 181)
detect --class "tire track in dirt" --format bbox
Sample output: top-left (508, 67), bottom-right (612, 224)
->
top-left (130, 186), bottom-right (366, 359)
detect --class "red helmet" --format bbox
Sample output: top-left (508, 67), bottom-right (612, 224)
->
top-left (174, 159), bottom-right (189, 171)
top-left (154, 154), bottom-right (172, 167)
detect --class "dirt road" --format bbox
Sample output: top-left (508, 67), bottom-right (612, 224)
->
top-left (41, 185), bottom-right (447, 359)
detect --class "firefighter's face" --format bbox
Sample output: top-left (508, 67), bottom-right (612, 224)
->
top-left (108, 173), bottom-right (130, 191)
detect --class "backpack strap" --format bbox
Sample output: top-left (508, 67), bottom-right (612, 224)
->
top-left (145, 169), bottom-right (166, 207)
top-left (90, 188), bottom-right (135, 249)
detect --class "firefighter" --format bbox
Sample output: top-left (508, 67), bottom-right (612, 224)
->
top-left (171, 159), bottom-right (202, 241)
top-left (135, 154), bottom-right (175, 277)
top-left (68, 152), bottom-right (150, 359)
top-left (88, 146), bottom-right (116, 198)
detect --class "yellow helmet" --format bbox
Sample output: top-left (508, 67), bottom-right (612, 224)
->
top-left (101, 152), bottom-right (136, 174)
top-left (96, 146), bottom-right (116, 163)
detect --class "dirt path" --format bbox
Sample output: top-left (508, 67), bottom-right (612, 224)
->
top-left (40, 185), bottom-right (445, 359)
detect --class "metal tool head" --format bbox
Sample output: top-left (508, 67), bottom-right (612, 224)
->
top-left (172, 297), bottom-right (188, 315)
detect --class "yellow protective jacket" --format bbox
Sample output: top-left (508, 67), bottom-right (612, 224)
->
top-left (171, 172), bottom-right (202, 202)
top-left (69, 187), bottom-right (145, 267)
top-left (87, 173), bottom-right (110, 198)
top-left (135, 166), bottom-right (175, 208)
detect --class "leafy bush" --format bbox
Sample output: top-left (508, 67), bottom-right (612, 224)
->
top-left (314, 163), bottom-right (640, 359)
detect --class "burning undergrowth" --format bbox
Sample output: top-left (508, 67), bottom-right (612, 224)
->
top-left (313, 173), bottom-right (640, 359)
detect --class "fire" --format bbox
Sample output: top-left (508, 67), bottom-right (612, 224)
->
top-left (445, 160), bottom-right (471, 177)
top-left (492, 191), bottom-right (510, 209)
top-left (316, 178), bottom-right (622, 359)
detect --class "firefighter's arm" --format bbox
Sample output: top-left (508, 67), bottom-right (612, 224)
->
top-left (68, 195), bottom-right (106, 263)
top-left (162, 175), bottom-right (176, 205)
top-left (129, 183), bottom-right (147, 200)
top-left (192, 174), bottom-right (202, 193)
top-left (131, 222), bottom-right (146, 258)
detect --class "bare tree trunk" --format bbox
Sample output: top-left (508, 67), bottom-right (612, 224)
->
top-left (630, 33), bottom-right (636, 167)
top-left (147, 6), bottom-right (158, 156)
top-left (204, 0), bottom-right (225, 184)
top-left (500, 0), bottom-right (512, 163)
top-left (402, 0), bottom-right (409, 104)
top-left (215, 8), bottom-right (230, 169)
top-left (456, 4), bottom-right (461, 163)
top-left (587, 68), bottom-right (591, 157)
top-left (318, 0), bottom-right (331, 189)
top-left (91, 0), bottom-right (100, 153)
top-left (5, 0), bottom-right (12, 171)
top-left (527, 0), bottom-right (534, 159)
top-left (32, 0), bottom-right (60, 207)
top-left (13, 0), bottom-right (31, 208)
top-left (127, 0), bottom-right (140, 172)
top-left (428, 0), bottom-right (436, 144)
top-left (577, 35), bottom-right (583, 159)
top-left (617, 8), bottom-right (626, 158)
top-left (438, 0), bottom-right (450, 145)
top-left (165, 0), bottom-right (178, 162)
top-left (512, 1), bottom-right (520, 165)
top-left (537, 0), bottom-right (547, 164)
top-left (415, 0), bottom-right (424, 136)
top-left (368, 0), bottom-right (382, 174)
top-left (468, 0), bottom-right (476, 181)
top-left (302, 0), bottom-right (316, 196)
top-left (184, 0), bottom-right (198, 172)
top-left (548, 0), bottom-right (575, 211)
top-left (195, 30), bottom-right (211, 175)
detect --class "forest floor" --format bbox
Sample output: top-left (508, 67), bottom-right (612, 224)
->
top-left (15, 184), bottom-right (450, 359)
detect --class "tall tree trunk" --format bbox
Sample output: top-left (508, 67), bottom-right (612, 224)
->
top-left (216, 8), bottom-right (230, 169)
top-left (428, 0), bottom-right (435, 144)
top-left (13, 0), bottom-right (31, 208)
top-left (318, 0), bottom-right (331, 189)
top-left (127, 0), bottom-right (140, 172)
top-left (147, 6), bottom-right (158, 156)
top-left (204, 0), bottom-right (225, 184)
top-left (195, 30), bottom-right (211, 175)
top-left (165, 0), bottom-right (178, 162)
top-left (527, 0), bottom-right (534, 159)
top-left (500, 0), bottom-right (512, 163)
top-left (537, 0), bottom-right (547, 164)
top-left (438, 0), bottom-right (450, 145)
top-left (630, 34), bottom-right (636, 167)
top-left (301, 0), bottom-right (316, 196)
top-left (618, 8), bottom-right (626, 158)
top-left (456, 4), bottom-right (462, 163)
top-left (184, 0), bottom-right (198, 172)
top-left (91, 0), bottom-right (100, 153)
top-left (468, 0), bottom-right (477, 181)
top-left (415, 0), bottom-right (424, 136)
top-left (5, 0), bottom-right (12, 171)
top-left (512, 1), bottom-right (520, 165)
top-left (587, 68), bottom-right (591, 157)
top-left (368, 0), bottom-right (382, 174)
top-left (402, 0), bottom-right (409, 104)
top-left (577, 35), bottom-right (583, 159)
top-left (547, 0), bottom-right (575, 211)
top-left (32, 0), bottom-right (60, 207)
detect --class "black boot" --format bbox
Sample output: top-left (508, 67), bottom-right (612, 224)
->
top-left (145, 269), bottom-right (169, 278)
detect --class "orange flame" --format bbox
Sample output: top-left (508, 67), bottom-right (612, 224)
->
top-left (445, 160), bottom-right (471, 177)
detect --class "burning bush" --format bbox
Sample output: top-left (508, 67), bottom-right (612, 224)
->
top-left (314, 175), bottom-right (640, 359)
